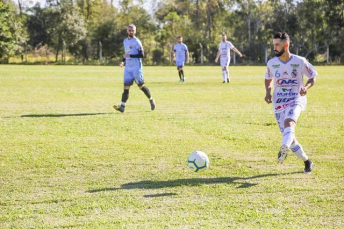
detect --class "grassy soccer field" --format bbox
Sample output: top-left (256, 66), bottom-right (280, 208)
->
top-left (0, 65), bottom-right (343, 228)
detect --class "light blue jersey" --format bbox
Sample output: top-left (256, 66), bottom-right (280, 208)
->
top-left (173, 43), bottom-right (188, 62)
top-left (123, 37), bottom-right (144, 86)
top-left (124, 37), bottom-right (143, 70)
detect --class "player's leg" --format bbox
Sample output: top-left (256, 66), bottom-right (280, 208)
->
top-left (275, 111), bottom-right (289, 163)
top-left (178, 61), bottom-right (185, 82)
top-left (135, 70), bottom-right (155, 111)
top-left (113, 70), bottom-right (133, 113)
top-left (220, 59), bottom-right (227, 83)
top-left (286, 105), bottom-right (314, 173)
top-left (225, 60), bottom-right (230, 82)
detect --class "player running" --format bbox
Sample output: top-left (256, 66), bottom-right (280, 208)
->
top-left (265, 32), bottom-right (316, 173)
top-left (215, 34), bottom-right (242, 83)
top-left (173, 36), bottom-right (189, 82)
top-left (113, 24), bottom-right (155, 113)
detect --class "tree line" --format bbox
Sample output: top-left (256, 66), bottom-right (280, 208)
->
top-left (0, 0), bottom-right (343, 64)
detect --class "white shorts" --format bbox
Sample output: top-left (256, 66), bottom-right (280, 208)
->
top-left (220, 58), bottom-right (230, 68)
top-left (275, 104), bottom-right (302, 133)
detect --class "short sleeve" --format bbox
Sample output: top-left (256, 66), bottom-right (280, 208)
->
top-left (301, 58), bottom-right (317, 79)
top-left (265, 66), bottom-right (273, 80)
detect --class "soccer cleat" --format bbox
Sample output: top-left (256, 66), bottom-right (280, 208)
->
top-left (227, 78), bottom-right (230, 83)
top-left (113, 105), bottom-right (125, 113)
top-left (304, 160), bottom-right (314, 174)
top-left (150, 99), bottom-right (156, 111)
top-left (277, 144), bottom-right (289, 163)
top-left (182, 77), bottom-right (185, 82)
top-left (179, 79), bottom-right (183, 82)
top-left (222, 81), bottom-right (226, 83)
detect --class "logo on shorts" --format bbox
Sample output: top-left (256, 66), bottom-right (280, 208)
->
top-left (275, 113), bottom-right (281, 120)
top-left (288, 109), bottom-right (294, 115)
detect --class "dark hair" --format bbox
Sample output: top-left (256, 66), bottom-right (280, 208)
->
top-left (178, 36), bottom-right (183, 39)
top-left (222, 33), bottom-right (226, 36)
top-left (274, 32), bottom-right (290, 43)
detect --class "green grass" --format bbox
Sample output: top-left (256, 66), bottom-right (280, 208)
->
top-left (0, 65), bottom-right (343, 228)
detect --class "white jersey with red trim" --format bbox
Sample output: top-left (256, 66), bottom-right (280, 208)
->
top-left (265, 54), bottom-right (317, 113)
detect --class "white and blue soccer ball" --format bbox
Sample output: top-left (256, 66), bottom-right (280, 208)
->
top-left (187, 151), bottom-right (209, 172)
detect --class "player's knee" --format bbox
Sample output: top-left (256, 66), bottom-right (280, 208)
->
top-left (138, 83), bottom-right (144, 88)
top-left (284, 118), bottom-right (296, 128)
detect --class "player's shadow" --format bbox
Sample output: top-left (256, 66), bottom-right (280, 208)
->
top-left (20, 112), bottom-right (111, 118)
top-left (87, 173), bottom-right (284, 193)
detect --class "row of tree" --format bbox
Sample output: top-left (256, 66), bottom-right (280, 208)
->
top-left (1, 0), bottom-right (343, 64)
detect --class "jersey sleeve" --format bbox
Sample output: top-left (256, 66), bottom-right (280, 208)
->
top-left (301, 58), bottom-right (317, 79)
top-left (265, 64), bottom-right (273, 80)
top-left (136, 39), bottom-right (144, 52)
top-left (228, 41), bottom-right (234, 49)
top-left (183, 44), bottom-right (188, 51)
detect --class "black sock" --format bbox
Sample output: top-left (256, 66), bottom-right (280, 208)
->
top-left (181, 70), bottom-right (184, 78)
top-left (178, 70), bottom-right (182, 79)
top-left (141, 86), bottom-right (151, 99)
top-left (121, 89), bottom-right (129, 104)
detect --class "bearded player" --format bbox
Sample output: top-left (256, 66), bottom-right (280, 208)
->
top-left (265, 32), bottom-right (316, 173)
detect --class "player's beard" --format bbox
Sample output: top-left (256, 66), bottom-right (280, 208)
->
top-left (128, 34), bottom-right (134, 38)
top-left (275, 47), bottom-right (285, 57)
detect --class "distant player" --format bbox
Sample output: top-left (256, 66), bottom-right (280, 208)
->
top-left (173, 36), bottom-right (189, 82)
top-left (265, 32), bottom-right (316, 173)
top-left (215, 34), bottom-right (242, 83)
top-left (113, 24), bottom-right (155, 113)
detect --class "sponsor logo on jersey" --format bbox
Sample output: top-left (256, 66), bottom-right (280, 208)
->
top-left (276, 78), bottom-right (298, 87)
top-left (272, 64), bottom-right (280, 69)
top-left (283, 71), bottom-right (288, 75)
top-left (277, 92), bottom-right (298, 97)
top-left (282, 88), bottom-right (292, 92)
top-left (291, 69), bottom-right (297, 78)
top-left (275, 101), bottom-right (296, 111)
top-left (129, 45), bottom-right (132, 49)
top-left (276, 97), bottom-right (296, 103)
top-left (291, 64), bottom-right (300, 68)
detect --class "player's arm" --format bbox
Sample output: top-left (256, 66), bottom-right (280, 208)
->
top-left (300, 77), bottom-right (316, 96)
top-left (265, 79), bottom-right (273, 104)
top-left (124, 49), bottom-right (144, 58)
top-left (119, 58), bottom-right (125, 67)
top-left (232, 47), bottom-right (243, 57)
top-left (186, 50), bottom-right (189, 64)
top-left (215, 50), bottom-right (221, 62)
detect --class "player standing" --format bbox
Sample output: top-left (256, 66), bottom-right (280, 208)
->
top-left (113, 24), bottom-right (155, 113)
top-left (215, 34), bottom-right (242, 83)
top-left (173, 36), bottom-right (189, 82)
top-left (265, 32), bottom-right (316, 173)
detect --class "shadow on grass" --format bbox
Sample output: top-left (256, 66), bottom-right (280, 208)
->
top-left (143, 193), bottom-right (178, 198)
top-left (87, 173), bottom-right (285, 193)
top-left (20, 112), bottom-right (112, 118)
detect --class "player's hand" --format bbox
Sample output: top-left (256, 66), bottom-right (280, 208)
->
top-left (186, 60), bottom-right (189, 64)
top-left (239, 53), bottom-right (243, 58)
top-left (215, 58), bottom-right (218, 63)
top-left (119, 62), bottom-right (124, 67)
top-left (300, 87), bottom-right (307, 96)
top-left (265, 94), bottom-right (272, 104)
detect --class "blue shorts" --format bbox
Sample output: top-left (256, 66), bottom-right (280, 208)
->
top-left (124, 68), bottom-right (144, 86)
top-left (176, 61), bottom-right (185, 69)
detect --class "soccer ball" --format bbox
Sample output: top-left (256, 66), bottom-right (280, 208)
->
top-left (187, 151), bottom-right (209, 172)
